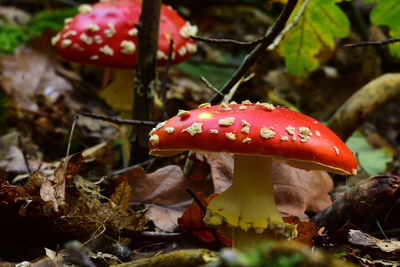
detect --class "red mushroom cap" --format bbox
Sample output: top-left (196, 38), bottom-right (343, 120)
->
top-left (52, 0), bottom-right (197, 69)
top-left (149, 102), bottom-right (358, 175)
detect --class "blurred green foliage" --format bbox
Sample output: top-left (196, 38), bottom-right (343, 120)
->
top-left (370, 0), bottom-right (400, 57)
top-left (28, 8), bottom-right (77, 38)
top-left (208, 241), bottom-right (355, 267)
top-left (228, 244), bottom-right (304, 267)
top-left (0, 7), bottom-right (77, 55)
top-left (0, 24), bottom-right (30, 55)
top-left (346, 131), bottom-right (393, 176)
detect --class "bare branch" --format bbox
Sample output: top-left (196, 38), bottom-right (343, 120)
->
top-left (191, 0), bottom-right (310, 51)
top-left (190, 35), bottom-right (263, 46)
top-left (81, 112), bottom-right (158, 126)
top-left (344, 38), bottom-right (400, 48)
top-left (209, 0), bottom-right (299, 103)
top-left (200, 77), bottom-right (224, 96)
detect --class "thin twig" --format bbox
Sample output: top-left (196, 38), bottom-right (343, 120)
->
top-left (200, 77), bottom-right (224, 96)
top-left (191, 35), bottom-right (264, 47)
top-left (267, 0), bottom-right (310, 50)
top-left (111, 158), bottom-right (156, 176)
top-left (80, 112), bottom-right (158, 126)
top-left (186, 189), bottom-right (207, 215)
top-left (209, 0), bottom-right (299, 103)
top-left (18, 136), bottom-right (31, 175)
top-left (376, 220), bottom-right (388, 240)
top-left (344, 38), bottom-right (400, 48)
top-left (191, 0), bottom-right (308, 51)
top-left (66, 115), bottom-right (78, 157)
top-left (185, 188), bottom-right (225, 248)
top-left (222, 73), bottom-right (255, 103)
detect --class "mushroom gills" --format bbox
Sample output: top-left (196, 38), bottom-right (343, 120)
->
top-left (204, 154), bottom-right (297, 249)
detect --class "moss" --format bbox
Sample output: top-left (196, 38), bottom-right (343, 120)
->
top-left (0, 7), bottom-right (77, 55)
top-left (0, 24), bottom-right (29, 55)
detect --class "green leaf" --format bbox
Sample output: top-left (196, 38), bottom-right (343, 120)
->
top-left (370, 0), bottom-right (400, 57)
top-left (346, 131), bottom-right (393, 176)
top-left (279, 0), bottom-right (350, 76)
top-left (0, 24), bottom-right (30, 55)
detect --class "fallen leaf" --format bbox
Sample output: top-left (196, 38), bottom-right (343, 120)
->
top-left (110, 178), bottom-right (133, 210)
top-left (346, 252), bottom-right (399, 267)
top-left (145, 205), bottom-right (183, 232)
top-left (127, 165), bottom-right (213, 207)
top-left (0, 179), bottom-right (30, 205)
top-left (349, 229), bottom-right (400, 253)
top-left (121, 165), bottom-right (213, 231)
top-left (0, 45), bottom-right (73, 111)
top-left (272, 161), bottom-right (333, 216)
top-left (40, 153), bottom-right (83, 211)
top-left (0, 146), bottom-right (32, 174)
top-left (195, 152), bottom-right (233, 193)
top-left (65, 153), bottom-right (84, 180)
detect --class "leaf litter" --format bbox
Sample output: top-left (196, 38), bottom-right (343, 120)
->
top-left (2, 2), bottom-right (400, 266)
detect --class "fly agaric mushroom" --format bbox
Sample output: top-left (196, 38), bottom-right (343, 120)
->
top-left (148, 101), bottom-right (357, 249)
top-left (52, 0), bottom-right (197, 112)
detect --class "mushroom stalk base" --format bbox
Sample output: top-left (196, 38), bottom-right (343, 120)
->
top-left (205, 154), bottom-right (297, 249)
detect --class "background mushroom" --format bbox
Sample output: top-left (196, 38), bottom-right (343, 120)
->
top-left (148, 101), bottom-right (358, 250)
top-left (52, 0), bottom-right (197, 114)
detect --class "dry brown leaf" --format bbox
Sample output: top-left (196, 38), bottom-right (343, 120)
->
top-left (196, 152), bottom-right (333, 217)
top-left (272, 161), bottom-right (333, 216)
top-left (40, 153), bottom-right (83, 211)
top-left (110, 178), bottom-right (133, 210)
top-left (0, 146), bottom-right (32, 174)
top-left (195, 152), bottom-right (232, 193)
top-left (0, 179), bottom-right (30, 205)
top-left (0, 45), bottom-right (73, 111)
top-left (348, 230), bottom-right (400, 253)
top-left (120, 165), bottom-right (213, 231)
top-left (128, 165), bottom-right (212, 207)
top-left (145, 205), bottom-right (183, 232)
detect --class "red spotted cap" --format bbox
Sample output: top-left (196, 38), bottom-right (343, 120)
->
top-left (51, 0), bottom-right (197, 69)
top-left (148, 101), bottom-right (358, 175)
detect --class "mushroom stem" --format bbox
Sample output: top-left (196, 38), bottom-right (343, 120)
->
top-left (205, 154), bottom-right (297, 250)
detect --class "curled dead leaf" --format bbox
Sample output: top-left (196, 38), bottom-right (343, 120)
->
top-left (40, 153), bottom-right (83, 212)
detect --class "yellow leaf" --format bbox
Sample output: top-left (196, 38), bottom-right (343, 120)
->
top-left (110, 178), bottom-right (132, 210)
top-left (99, 69), bottom-right (133, 113)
